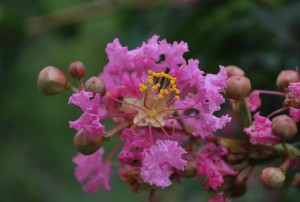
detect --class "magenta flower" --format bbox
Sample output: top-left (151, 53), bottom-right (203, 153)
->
top-left (246, 91), bottom-right (261, 112)
top-left (73, 148), bottom-right (112, 192)
top-left (69, 90), bottom-right (107, 137)
top-left (99, 35), bottom-right (229, 139)
top-left (197, 143), bottom-right (237, 190)
top-left (141, 140), bottom-right (187, 188)
top-left (290, 107), bottom-right (300, 122)
top-left (66, 36), bottom-right (232, 196)
top-left (244, 113), bottom-right (280, 145)
top-left (209, 192), bottom-right (230, 202)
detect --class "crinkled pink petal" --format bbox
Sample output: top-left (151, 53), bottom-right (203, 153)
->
top-left (69, 112), bottom-right (105, 137)
top-left (69, 90), bottom-right (93, 111)
top-left (246, 91), bottom-right (261, 112)
top-left (243, 112), bottom-right (280, 145)
top-left (118, 128), bottom-right (152, 165)
top-left (141, 140), bottom-right (187, 188)
top-left (197, 143), bottom-right (237, 190)
top-left (205, 65), bottom-right (227, 93)
top-left (105, 38), bottom-right (131, 73)
top-left (181, 111), bottom-right (231, 140)
top-left (73, 148), bottom-right (112, 192)
top-left (69, 91), bottom-right (107, 137)
top-left (290, 107), bottom-right (300, 122)
top-left (69, 91), bottom-right (107, 116)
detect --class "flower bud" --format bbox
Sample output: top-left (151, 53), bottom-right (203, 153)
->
top-left (272, 115), bottom-right (297, 141)
top-left (37, 66), bottom-right (67, 95)
top-left (293, 173), bottom-right (300, 191)
top-left (276, 70), bottom-right (298, 92)
top-left (260, 167), bottom-right (286, 190)
top-left (73, 129), bottom-right (103, 155)
top-left (226, 76), bottom-right (251, 100)
top-left (68, 61), bottom-right (86, 79)
top-left (85, 77), bottom-right (106, 96)
top-left (225, 65), bottom-right (245, 78)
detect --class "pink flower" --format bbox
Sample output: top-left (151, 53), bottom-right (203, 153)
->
top-left (98, 36), bottom-right (229, 139)
top-left (141, 140), bottom-right (187, 188)
top-left (73, 148), bottom-right (112, 192)
top-left (69, 90), bottom-right (107, 137)
top-left (290, 107), bottom-right (300, 122)
top-left (244, 113), bottom-right (280, 145)
top-left (246, 91), bottom-right (261, 112)
top-left (197, 143), bottom-right (237, 190)
top-left (209, 192), bottom-right (230, 202)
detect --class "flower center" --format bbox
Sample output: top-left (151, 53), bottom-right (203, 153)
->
top-left (125, 70), bottom-right (180, 128)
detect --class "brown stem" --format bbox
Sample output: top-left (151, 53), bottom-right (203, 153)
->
top-left (149, 190), bottom-right (157, 202)
top-left (267, 107), bottom-right (289, 119)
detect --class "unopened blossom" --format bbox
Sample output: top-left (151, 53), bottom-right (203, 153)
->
top-left (244, 113), bottom-right (280, 145)
top-left (290, 107), bottom-right (300, 122)
top-left (197, 143), bottom-right (237, 190)
top-left (209, 192), bottom-right (230, 202)
top-left (141, 140), bottom-right (187, 188)
top-left (246, 91), bottom-right (261, 112)
top-left (73, 148), bottom-right (112, 192)
top-left (69, 91), bottom-right (107, 137)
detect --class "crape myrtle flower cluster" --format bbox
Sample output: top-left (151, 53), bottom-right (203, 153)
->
top-left (37, 36), bottom-right (300, 202)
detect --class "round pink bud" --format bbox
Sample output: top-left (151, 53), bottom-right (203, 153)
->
top-left (260, 167), bottom-right (286, 190)
top-left (226, 76), bottom-right (251, 100)
top-left (37, 66), bottom-right (67, 95)
top-left (293, 173), bottom-right (300, 191)
top-left (272, 115), bottom-right (297, 141)
top-left (85, 77), bottom-right (106, 96)
top-left (68, 61), bottom-right (86, 79)
top-left (225, 65), bottom-right (245, 78)
top-left (73, 129), bottom-right (103, 155)
top-left (276, 70), bottom-right (298, 92)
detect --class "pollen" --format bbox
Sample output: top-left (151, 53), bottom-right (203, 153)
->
top-left (138, 70), bottom-right (181, 101)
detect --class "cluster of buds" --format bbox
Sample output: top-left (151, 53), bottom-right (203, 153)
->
top-left (37, 36), bottom-right (300, 202)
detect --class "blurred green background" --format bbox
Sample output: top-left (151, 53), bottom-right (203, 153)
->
top-left (1, 0), bottom-right (300, 201)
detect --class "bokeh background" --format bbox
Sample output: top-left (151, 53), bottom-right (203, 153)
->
top-left (1, 0), bottom-right (300, 201)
